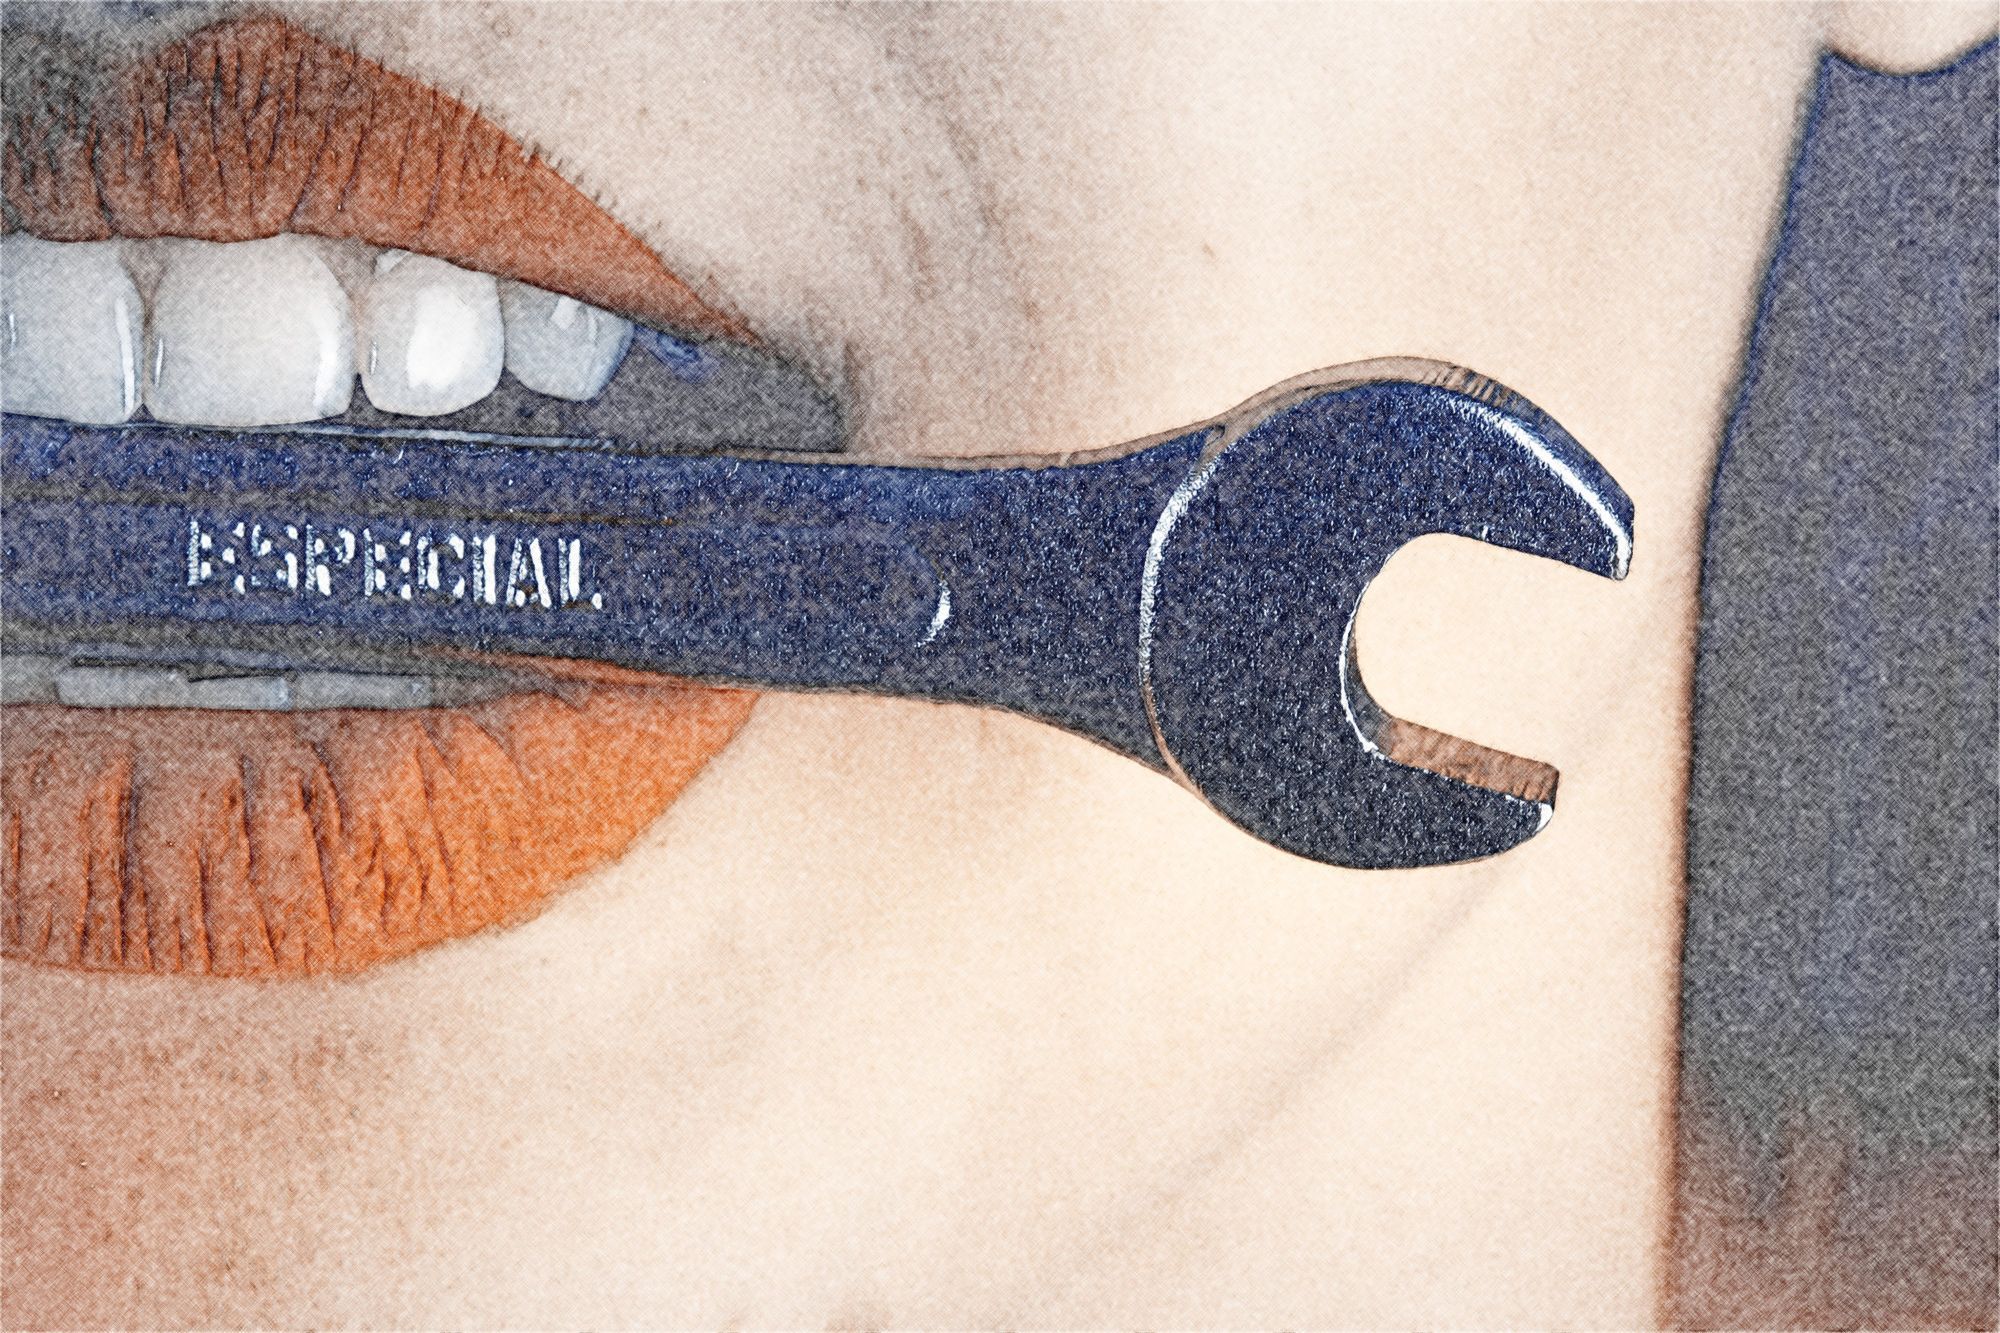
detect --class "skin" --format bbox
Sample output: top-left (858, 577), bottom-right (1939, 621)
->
top-left (3, 3), bottom-right (1993, 1327)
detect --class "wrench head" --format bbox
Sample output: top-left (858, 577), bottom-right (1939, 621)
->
top-left (1138, 361), bottom-right (1632, 868)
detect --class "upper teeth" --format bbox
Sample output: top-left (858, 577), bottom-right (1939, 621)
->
top-left (145, 236), bottom-right (357, 427)
top-left (0, 238), bottom-right (145, 425)
top-left (500, 281), bottom-right (635, 401)
top-left (360, 250), bottom-right (505, 417)
top-left (0, 233), bottom-right (636, 429)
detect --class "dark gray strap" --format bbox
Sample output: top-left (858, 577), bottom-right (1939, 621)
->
top-left (1673, 39), bottom-right (1998, 1328)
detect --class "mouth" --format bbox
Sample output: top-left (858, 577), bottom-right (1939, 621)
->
top-left (1, 13), bottom-right (834, 977)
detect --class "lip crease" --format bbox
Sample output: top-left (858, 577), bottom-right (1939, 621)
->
top-left (1, 15), bottom-right (761, 977)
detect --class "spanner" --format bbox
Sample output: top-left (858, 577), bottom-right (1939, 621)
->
top-left (0, 357), bottom-right (1633, 868)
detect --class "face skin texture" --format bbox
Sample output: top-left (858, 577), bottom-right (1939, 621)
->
top-left (3, 3), bottom-right (1993, 1327)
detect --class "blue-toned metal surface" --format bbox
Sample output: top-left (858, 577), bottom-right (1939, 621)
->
top-left (1144, 379), bottom-right (1628, 867)
top-left (1, 358), bottom-right (1633, 868)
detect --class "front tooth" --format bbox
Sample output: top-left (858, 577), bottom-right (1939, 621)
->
top-left (498, 280), bottom-right (633, 401)
top-left (361, 251), bottom-right (504, 416)
top-left (1, 236), bottom-right (144, 424)
top-left (145, 236), bottom-right (355, 427)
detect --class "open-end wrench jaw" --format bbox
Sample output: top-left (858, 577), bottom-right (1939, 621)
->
top-left (1, 359), bottom-right (1629, 871)
top-left (1136, 361), bottom-right (1634, 868)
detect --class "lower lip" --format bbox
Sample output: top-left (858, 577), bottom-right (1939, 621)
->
top-left (2, 679), bottom-right (755, 976)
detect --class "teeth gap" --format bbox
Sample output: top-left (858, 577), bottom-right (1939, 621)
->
top-left (2, 232), bottom-right (842, 451)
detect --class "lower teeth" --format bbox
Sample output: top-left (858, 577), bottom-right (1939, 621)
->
top-left (0, 655), bottom-right (531, 711)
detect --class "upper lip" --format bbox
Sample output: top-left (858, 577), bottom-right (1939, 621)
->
top-left (2, 12), bottom-right (750, 342)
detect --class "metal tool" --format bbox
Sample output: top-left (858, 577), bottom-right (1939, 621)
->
top-left (1, 357), bottom-right (1632, 868)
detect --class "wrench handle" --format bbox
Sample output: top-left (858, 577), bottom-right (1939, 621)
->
top-left (2, 414), bottom-right (1209, 762)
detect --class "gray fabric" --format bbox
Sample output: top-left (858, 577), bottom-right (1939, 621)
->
top-left (1673, 40), bottom-right (1997, 1328)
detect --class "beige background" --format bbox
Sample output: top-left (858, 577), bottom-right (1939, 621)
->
top-left (4, 3), bottom-right (1994, 1327)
